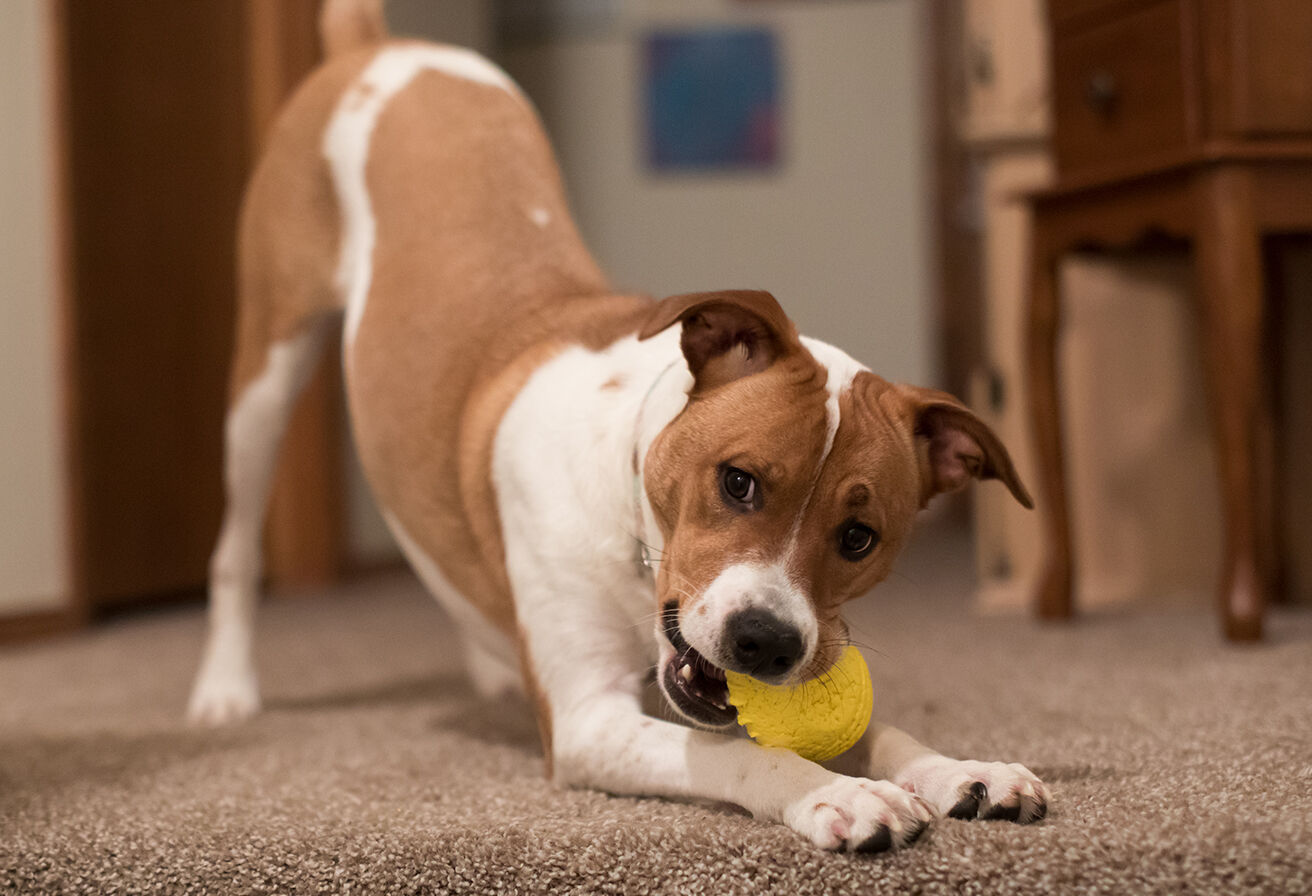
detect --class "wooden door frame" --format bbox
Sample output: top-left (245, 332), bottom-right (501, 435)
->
top-left (1, 1), bottom-right (344, 644)
top-left (0, 0), bottom-right (86, 642)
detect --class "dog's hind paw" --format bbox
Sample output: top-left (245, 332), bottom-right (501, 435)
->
top-left (784, 776), bottom-right (933, 852)
top-left (187, 646), bottom-right (261, 726)
top-left (188, 671), bottom-right (260, 726)
top-left (895, 756), bottom-right (1049, 824)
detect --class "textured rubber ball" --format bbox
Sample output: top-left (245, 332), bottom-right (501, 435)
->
top-left (725, 645), bottom-right (874, 762)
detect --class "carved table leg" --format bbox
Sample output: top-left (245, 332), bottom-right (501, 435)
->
top-left (1026, 230), bottom-right (1074, 619)
top-left (1194, 168), bottom-right (1269, 642)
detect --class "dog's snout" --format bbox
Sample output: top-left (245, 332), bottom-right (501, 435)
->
top-left (725, 608), bottom-right (803, 678)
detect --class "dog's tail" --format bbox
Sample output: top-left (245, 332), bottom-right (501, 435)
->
top-left (320, 0), bottom-right (388, 58)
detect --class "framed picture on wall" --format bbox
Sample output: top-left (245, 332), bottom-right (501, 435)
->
top-left (642, 26), bottom-right (781, 171)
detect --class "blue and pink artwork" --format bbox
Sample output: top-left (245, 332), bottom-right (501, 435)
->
top-left (643, 27), bottom-right (781, 171)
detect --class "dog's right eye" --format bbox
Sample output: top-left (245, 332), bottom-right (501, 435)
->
top-left (721, 466), bottom-right (757, 507)
top-left (837, 521), bottom-right (879, 561)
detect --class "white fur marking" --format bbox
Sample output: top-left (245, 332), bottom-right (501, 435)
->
top-left (784, 338), bottom-right (871, 550)
top-left (190, 323), bottom-right (332, 725)
top-left (679, 561), bottom-right (818, 681)
top-left (492, 330), bottom-right (689, 709)
top-left (324, 46), bottom-right (521, 350)
top-left (802, 338), bottom-right (864, 463)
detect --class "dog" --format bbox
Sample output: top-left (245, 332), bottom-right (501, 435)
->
top-left (188, 0), bottom-right (1049, 852)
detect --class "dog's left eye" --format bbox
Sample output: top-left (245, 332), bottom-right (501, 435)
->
top-left (837, 521), bottom-right (879, 561)
top-left (721, 466), bottom-right (757, 506)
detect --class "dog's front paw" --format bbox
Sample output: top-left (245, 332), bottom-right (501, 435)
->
top-left (895, 756), bottom-right (1048, 823)
top-left (784, 776), bottom-right (933, 852)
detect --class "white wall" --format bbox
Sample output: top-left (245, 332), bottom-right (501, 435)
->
top-left (0, 0), bottom-right (70, 612)
top-left (387, 0), bottom-right (493, 52)
top-left (504, 0), bottom-right (934, 386)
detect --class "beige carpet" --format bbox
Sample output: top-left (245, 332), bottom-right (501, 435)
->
top-left (3, 525), bottom-right (1310, 895)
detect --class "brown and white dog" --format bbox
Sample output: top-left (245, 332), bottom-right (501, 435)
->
top-left (189, 0), bottom-right (1049, 852)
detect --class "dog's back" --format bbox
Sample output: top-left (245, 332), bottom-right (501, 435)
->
top-left (232, 5), bottom-right (609, 395)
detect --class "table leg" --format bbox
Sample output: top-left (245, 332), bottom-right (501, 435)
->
top-left (1194, 168), bottom-right (1269, 642)
top-left (1025, 234), bottom-right (1074, 619)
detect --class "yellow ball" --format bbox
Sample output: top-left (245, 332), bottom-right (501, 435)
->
top-left (726, 645), bottom-right (873, 762)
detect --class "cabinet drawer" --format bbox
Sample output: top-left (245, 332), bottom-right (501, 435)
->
top-left (1051, 0), bottom-right (1192, 179)
top-left (1218, 0), bottom-right (1312, 137)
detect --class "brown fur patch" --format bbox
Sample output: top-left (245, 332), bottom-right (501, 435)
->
top-left (786, 373), bottom-right (926, 669)
top-left (644, 351), bottom-right (829, 611)
top-left (228, 49), bottom-right (374, 398)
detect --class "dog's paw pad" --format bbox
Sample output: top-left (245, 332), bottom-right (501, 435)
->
top-left (980, 797), bottom-right (1022, 822)
top-left (853, 825), bottom-right (893, 854)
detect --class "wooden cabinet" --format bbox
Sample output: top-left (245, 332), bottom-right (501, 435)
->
top-left (1047, 0), bottom-right (1312, 186)
top-left (1209, 0), bottom-right (1312, 137)
top-left (1050, 0), bottom-right (1192, 179)
top-left (1026, 0), bottom-right (1312, 639)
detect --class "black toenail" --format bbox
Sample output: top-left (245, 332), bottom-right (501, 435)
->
top-left (1028, 799), bottom-right (1048, 822)
top-left (905, 820), bottom-right (929, 845)
top-left (949, 782), bottom-right (986, 819)
top-left (855, 826), bottom-right (893, 854)
top-left (982, 802), bottom-right (1022, 822)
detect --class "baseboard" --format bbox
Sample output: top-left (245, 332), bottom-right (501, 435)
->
top-left (0, 605), bottom-right (85, 644)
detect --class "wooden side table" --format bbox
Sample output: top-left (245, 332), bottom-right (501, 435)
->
top-left (1026, 0), bottom-right (1312, 641)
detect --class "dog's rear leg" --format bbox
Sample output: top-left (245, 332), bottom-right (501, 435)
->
top-left (188, 314), bottom-right (337, 725)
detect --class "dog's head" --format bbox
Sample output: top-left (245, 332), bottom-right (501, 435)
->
top-left (638, 290), bottom-right (1032, 728)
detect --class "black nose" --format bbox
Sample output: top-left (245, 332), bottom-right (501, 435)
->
top-left (726, 609), bottom-right (804, 677)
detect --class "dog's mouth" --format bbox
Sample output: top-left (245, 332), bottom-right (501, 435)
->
top-left (659, 604), bottom-right (737, 728)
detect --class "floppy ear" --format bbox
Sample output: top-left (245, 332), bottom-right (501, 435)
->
top-left (894, 384), bottom-right (1034, 509)
top-left (638, 290), bottom-right (800, 393)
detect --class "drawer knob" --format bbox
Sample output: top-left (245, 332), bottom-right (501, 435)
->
top-left (1085, 69), bottom-right (1119, 113)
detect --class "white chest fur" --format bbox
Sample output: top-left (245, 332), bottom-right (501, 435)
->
top-left (492, 330), bottom-right (690, 701)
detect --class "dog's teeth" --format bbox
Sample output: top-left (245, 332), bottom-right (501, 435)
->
top-left (678, 664), bottom-right (694, 683)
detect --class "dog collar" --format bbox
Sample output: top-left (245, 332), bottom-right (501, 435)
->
top-left (632, 361), bottom-right (678, 577)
